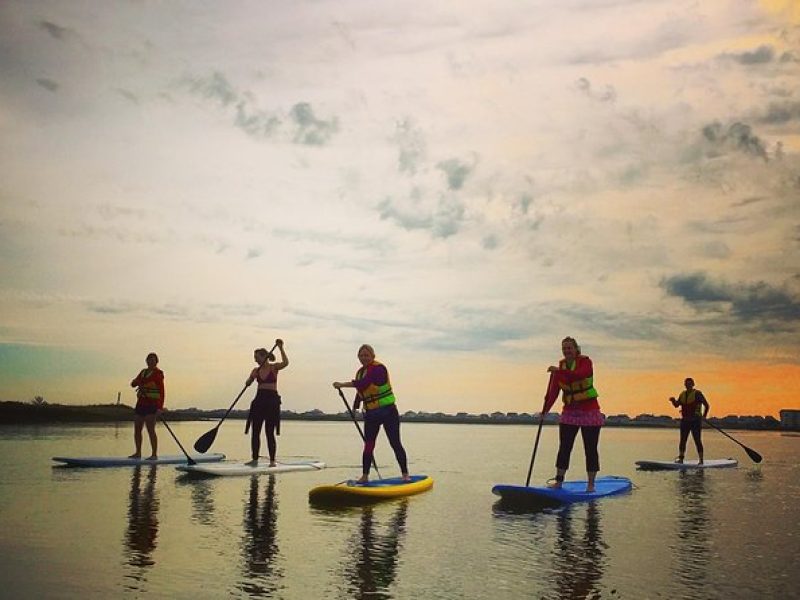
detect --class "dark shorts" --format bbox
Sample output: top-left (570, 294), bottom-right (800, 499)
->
top-left (134, 402), bottom-right (159, 417)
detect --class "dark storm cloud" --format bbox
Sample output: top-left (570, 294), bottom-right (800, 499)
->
top-left (701, 121), bottom-right (768, 160)
top-left (661, 273), bottom-right (800, 327)
top-left (721, 44), bottom-right (775, 65)
top-left (35, 78), bottom-right (59, 92)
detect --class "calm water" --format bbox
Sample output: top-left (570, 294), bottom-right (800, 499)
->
top-left (0, 420), bottom-right (797, 599)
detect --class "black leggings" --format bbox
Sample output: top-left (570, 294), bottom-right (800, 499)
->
top-left (556, 424), bottom-right (601, 472)
top-left (362, 404), bottom-right (408, 475)
top-left (679, 419), bottom-right (703, 455)
top-left (248, 390), bottom-right (281, 461)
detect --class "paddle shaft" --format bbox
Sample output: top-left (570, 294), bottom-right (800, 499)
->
top-left (525, 415), bottom-right (545, 487)
top-left (703, 418), bottom-right (763, 463)
top-left (525, 373), bottom-right (554, 487)
top-left (337, 388), bottom-right (382, 479)
top-left (159, 414), bottom-right (196, 465)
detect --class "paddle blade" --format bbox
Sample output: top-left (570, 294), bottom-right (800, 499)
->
top-left (745, 446), bottom-right (763, 463)
top-left (193, 427), bottom-right (218, 453)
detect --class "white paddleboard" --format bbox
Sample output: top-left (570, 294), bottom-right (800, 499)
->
top-left (53, 453), bottom-right (226, 467)
top-left (176, 459), bottom-right (326, 477)
top-left (636, 458), bottom-right (737, 471)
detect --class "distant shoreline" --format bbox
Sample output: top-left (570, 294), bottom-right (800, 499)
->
top-left (0, 400), bottom-right (790, 431)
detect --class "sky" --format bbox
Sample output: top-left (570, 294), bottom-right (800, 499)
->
top-left (1, 0), bottom-right (799, 418)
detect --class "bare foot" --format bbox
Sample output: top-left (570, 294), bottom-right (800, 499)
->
top-left (547, 479), bottom-right (563, 489)
top-left (402, 474), bottom-right (411, 482)
top-left (245, 459), bottom-right (258, 466)
top-left (146, 455), bottom-right (158, 461)
top-left (355, 475), bottom-right (369, 484)
top-left (586, 486), bottom-right (596, 493)
top-left (128, 453), bottom-right (141, 459)
top-left (674, 456), bottom-right (684, 464)
top-left (269, 462), bottom-right (277, 468)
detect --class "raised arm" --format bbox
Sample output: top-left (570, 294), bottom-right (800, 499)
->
top-left (273, 339), bottom-right (289, 370)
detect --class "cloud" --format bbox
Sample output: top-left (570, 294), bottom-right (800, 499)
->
top-left (720, 44), bottom-right (775, 65)
top-left (392, 118), bottom-right (426, 175)
top-left (115, 88), bottom-right (139, 104)
top-left (181, 72), bottom-right (338, 145)
top-left (575, 77), bottom-right (617, 103)
top-left (35, 78), bottom-right (59, 92)
top-left (701, 121), bottom-right (768, 161)
top-left (436, 157), bottom-right (476, 191)
top-left (377, 192), bottom-right (466, 239)
top-left (38, 20), bottom-right (75, 42)
top-left (759, 101), bottom-right (800, 124)
top-left (290, 102), bottom-right (339, 146)
top-left (661, 272), bottom-right (800, 329)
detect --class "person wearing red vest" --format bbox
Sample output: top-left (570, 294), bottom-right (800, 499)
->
top-left (129, 352), bottom-right (165, 460)
top-left (333, 344), bottom-right (409, 483)
top-left (546, 337), bottom-right (604, 492)
top-left (669, 377), bottom-right (710, 464)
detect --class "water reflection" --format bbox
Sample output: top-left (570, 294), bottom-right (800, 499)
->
top-left (123, 465), bottom-right (159, 581)
top-left (188, 478), bottom-right (216, 527)
top-left (672, 470), bottom-right (710, 593)
top-left (550, 503), bottom-right (606, 599)
top-left (493, 502), bottom-right (606, 599)
top-left (339, 500), bottom-right (409, 599)
top-left (239, 475), bottom-right (283, 597)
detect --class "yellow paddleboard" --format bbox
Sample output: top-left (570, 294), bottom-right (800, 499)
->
top-left (309, 475), bottom-right (433, 504)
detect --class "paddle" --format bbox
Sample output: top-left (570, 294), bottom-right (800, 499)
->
top-left (194, 343), bottom-right (279, 453)
top-left (704, 418), bottom-right (763, 463)
top-left (525, 373), bottom-right (556, 486)
top-left (193, 385), bottom-right (248, 453)
top-left (159, 413), bottom-right (196, 465)
top-left (337, 388), bottom-right (382, 480)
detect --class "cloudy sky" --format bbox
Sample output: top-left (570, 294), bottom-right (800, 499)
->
top-left (1, 0), bottom-right (798, 418)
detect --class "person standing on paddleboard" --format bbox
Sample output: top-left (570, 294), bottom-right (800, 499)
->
top-left (669, 377), bottom-right (710, 464)
top-left (129, 352), bottom-right (165, 460)
top-left (333, 344), bottom-right (410, 483)
top-left (546, 337), bottom-right (604, 492)
top-left (244, 340), bottom-right (288, 467)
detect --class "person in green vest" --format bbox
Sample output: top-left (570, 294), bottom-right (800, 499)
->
top-left (546, 337), bottom-right (604, 492)
top-left (669, 377), bottom-right (710, 464)
top-left (129, 352), bottom-right (165, 459)
top-left (333, 344), bottom-right (409, 483)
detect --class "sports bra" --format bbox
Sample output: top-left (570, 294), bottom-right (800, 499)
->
top-left (252, 367), bottom-right (277, 384)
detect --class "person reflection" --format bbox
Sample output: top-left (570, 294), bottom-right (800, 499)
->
top-left (124, 465), bottom-right (159, 574)
top-left (551, 503), bottom-right (605, 599)
top-left (342, 499), bottom-right (408, 599)
top-left (239, 475), bottom-right (282, 597)
top-left (673, 470), bottom-right (710, 592)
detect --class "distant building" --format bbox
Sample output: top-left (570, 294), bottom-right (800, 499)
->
top-left (780, 409), bottom-right (800, 430)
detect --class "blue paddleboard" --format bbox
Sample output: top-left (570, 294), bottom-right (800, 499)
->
top-left (492, 475), bottom-right (632, 506)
